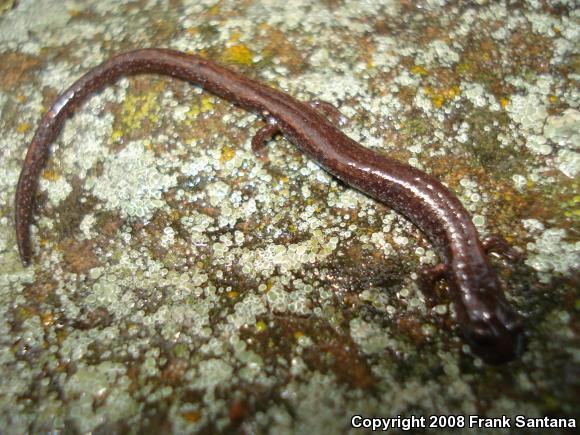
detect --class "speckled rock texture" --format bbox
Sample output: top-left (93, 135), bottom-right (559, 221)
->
top-left (0, 0), bottom-right (578, 433)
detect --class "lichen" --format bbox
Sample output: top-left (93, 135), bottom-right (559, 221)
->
top-left (1, 0), bottom-right (578, 433)
top-left (88, 140), bottom-right (179, 220)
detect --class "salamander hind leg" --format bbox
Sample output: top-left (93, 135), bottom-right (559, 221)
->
top-left (482, 235), bottom-right (522, 263)
top-left (419, 263), bottom-right (447, 307)
top-left (309, 100), bottom-right (348, 127)
top-left (251, 121), bottom-right (280, 161)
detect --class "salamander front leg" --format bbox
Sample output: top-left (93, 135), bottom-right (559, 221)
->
top-left (251, 120), bottom-right (280, 161)
top-left (419, 263), bottom-right (447, 307)
top-left (482, 235), bottom-right (522, 263)
top-left (309, 100), bottom-right (348, 127)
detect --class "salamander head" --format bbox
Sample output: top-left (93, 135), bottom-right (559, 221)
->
top-left (465, 313), bottom-right (525, 365)
top-left (461, 280), bottom-right (526, 365)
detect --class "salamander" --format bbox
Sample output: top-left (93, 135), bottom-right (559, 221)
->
top-left (14, 48), bottom-right (525, 364)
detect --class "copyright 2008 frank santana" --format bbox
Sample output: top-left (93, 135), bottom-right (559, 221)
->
top-left (350, 415), bottom-right (577, 431)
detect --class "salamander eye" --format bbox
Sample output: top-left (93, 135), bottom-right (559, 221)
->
top-left (470, 326), bottom-right (495, 345)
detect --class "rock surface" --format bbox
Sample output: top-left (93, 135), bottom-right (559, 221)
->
top-left (0, 0), bottom-right (578, 433)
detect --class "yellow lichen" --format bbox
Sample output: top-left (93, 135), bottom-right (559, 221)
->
top-left (119, 81), bottom-right (165, 130)
top-left (432, 94), bottom-right (445, 108)
top-left (220, 145), bottom-right (235, 163)
top-left (41, 312), bottom-right (54, 327)
top-left (42, 169), bottom-right (60, 181)
top-left (111, 130), bottom-right (123, 142)
top-left (0, 0), bottom-right (15, 15)
top-left (255, 320), bottom-right (267, 332)
top-left (15, 306), bottom-right (34, 321)
top-left (209, 4), bottom-right (220, 16)
top-left (456, 62), bottom-right (473, 75)
top-left (565, 195), bottom-right (580, 218)
top-left (187, 105), bottom-right (201, 119)
top-left (410, 65), bottom-right (428, 76)
top-left (500, 97), bottom-right (510, 109)
top-left (200, 96), bottom-right (214, 112)
top-left (423, 86), bottom-right (460, 108)
top-left (185, 96), bottom-right (215, 122)
top-left (221, 44), bottom-right (253, 66)
top-left (16, 122), bottom-right (30, 133)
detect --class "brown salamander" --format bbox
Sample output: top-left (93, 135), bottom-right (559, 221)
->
top-left (15, 48), bottom-right (525, 364)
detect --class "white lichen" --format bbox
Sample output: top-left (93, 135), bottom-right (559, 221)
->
top-left (88, 140), bottom-right (178, 221)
